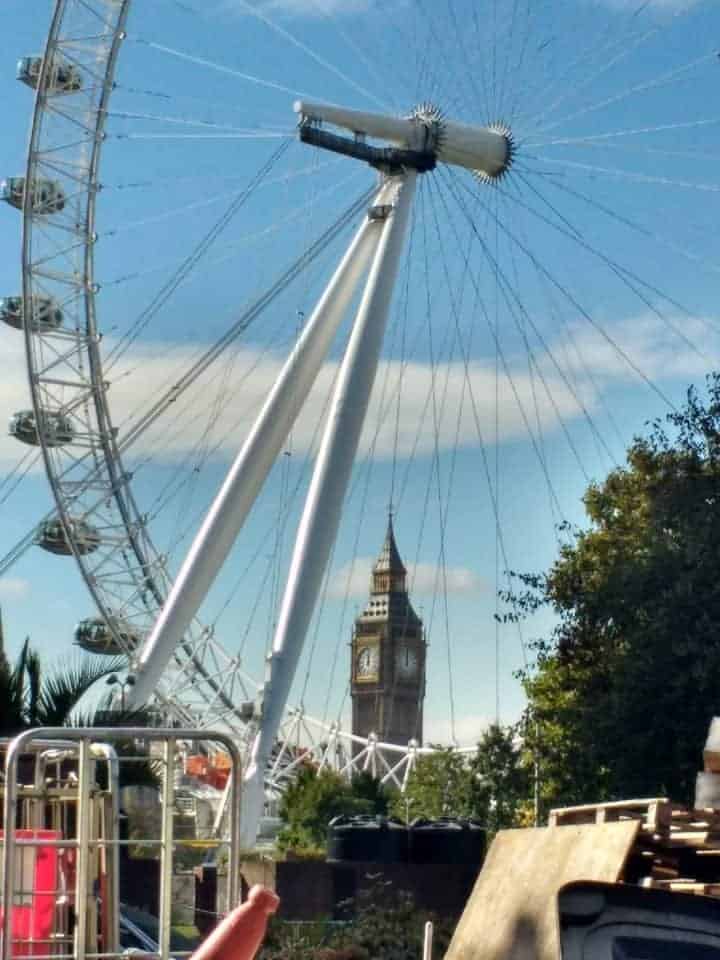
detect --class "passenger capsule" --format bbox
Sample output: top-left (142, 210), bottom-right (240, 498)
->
top-left (38, 517), bottom-right (100, 556)
top-left (17, 56), bottom-right (82, 94)
top-left (1, 177), bottom-right (65, 214)
top-left (10, 409), bottom-right (74, 447)
top-left (0, 296), bottom-right (64, 332)
top-left (74, 616), bottom-right (141, 655)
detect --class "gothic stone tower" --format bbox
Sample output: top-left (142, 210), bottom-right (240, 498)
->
top-left (351, 517), bottom-right (426, 746)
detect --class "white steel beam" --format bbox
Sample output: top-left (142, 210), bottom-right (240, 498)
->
top-left (295, 100), bottom-right (511, 179)
top-left (127, 191), bottom-right (388, 709)
top-left (241, 171), bottom-right (417, 845)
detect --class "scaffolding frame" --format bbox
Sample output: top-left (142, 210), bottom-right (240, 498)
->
top-left (0, 728), bottom-right (242, 960)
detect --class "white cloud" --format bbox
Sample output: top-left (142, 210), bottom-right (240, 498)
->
top-left (106, 343), bottom-right (596, 466)
top-left (597, 0), bottom-right (700, 10)
top-left (0, 578), bottom-right (31, 600)
top-left (259, 0), bottom-right (372, 13)
top-left (424, 711), bottom-right (491, 748)
top-left (219, 0), bottom-right (401, 18)
top-left (0, 311), bottom-right (716, 480)
top-left (0, 333), bottom-right (585, 473)
top-left (328, 556), bottom-right (487, 600)
top-left (549, 313), bottom-right (718, 384)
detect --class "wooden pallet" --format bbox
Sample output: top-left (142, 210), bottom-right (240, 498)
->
top-left (549, 798), bottom-right (720, 898)
top-left (641, 879), bottom-right (720, 897)
top-left (550, 800), bottom-right (720, 834)
top-left (548, 799), bottom-right (673, 832)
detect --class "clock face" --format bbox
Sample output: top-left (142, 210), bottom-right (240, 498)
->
top-left (356, 645), bottom-right (379, 680)
top-left (395, 645), bottom-right (419, 680)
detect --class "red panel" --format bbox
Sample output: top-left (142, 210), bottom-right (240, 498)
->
top-left (1, 831), bottom-right (62, 958)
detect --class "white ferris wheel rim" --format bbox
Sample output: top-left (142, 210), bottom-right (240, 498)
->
top-left (10, 0), bottom-right (720, 809)
top-left (17, 0), bottom-right (477, 792)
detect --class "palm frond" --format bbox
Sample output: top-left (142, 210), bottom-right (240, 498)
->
top-left (7, 640), bottom-right (30, 731)
top-left (36, 654), bottom-right (125, 727)
top-left (0, 661), bottom-right (22, 736)
top-left (72, 702), bottom-right (159, 789)
top-left (25, 648), bottom-right (42, 727)
top-left (0, 639), bottom-right (36, 736)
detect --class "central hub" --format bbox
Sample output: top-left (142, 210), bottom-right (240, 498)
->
top-left (295, 99), bottom-right (514, 180)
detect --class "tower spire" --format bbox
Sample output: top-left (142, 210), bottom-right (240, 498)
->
top-left (373, 512), bottom-right (406, 593)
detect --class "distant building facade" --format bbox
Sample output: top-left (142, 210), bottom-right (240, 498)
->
top-left (350, 517), bottom-right (426, 746)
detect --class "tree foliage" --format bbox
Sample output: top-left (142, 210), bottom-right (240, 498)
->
top-left (518, 375), bottom-right (720, 809)
top-left (389, 725), bottom-right (529, 832)
top-left (0, 636), bottom-right (123, 735)
top-left (470, 724), bottom-right (531, 834)
top-left (277, 767), bottom-right (390, 855)
top-left (0, 631), bottom-right (156, 788)
top-left (390, 749), bottom-right (479, 823)
top-left (260, 879), bottom-right (455, 960)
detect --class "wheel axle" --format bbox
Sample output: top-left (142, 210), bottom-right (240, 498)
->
top-left (295, 100), bottom-right (513, 180)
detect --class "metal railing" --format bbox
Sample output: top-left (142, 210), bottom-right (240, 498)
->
top-left (0, 729), bottom-right (242, 960)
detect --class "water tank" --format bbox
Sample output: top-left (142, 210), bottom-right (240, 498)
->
top-left (327, 815), bottom-right (408, 863)
top-left (408, 818), bottom-right (485, 865)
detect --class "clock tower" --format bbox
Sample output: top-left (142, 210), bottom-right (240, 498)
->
top-left (351, 517), bottom-right (425, 746)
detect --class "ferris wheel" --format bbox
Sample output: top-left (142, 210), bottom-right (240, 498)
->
top-left (2, 0), bottom-right (719, 841)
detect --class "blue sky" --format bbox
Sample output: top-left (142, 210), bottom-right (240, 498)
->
top-left (0, 0), bottom-right (718, 744)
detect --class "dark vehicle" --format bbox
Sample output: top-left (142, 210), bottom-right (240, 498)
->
top-left (559, 882), bottom-right (720, 959)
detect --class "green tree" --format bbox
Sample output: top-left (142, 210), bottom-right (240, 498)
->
top-left (277, 767), bottom-right (387, 855)
top-left (469, 724), bottom-right (530, 833)
top-left (390, 730), bottom-right (529, 830)
top-left (518, 375), bottom-right (720, 809)
top-left (350, 770), bottom-right (391, 816)
top-left (260, 878), bottom-right (456, 960)
top-left (0, 637), bottom-right (123, 734)
top-left (0, 634), bottom-right (156, 789)
top-left (390, 749), bottom-right (479, 822)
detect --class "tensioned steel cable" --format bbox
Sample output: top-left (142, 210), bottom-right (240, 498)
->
top-left (0, 450), bottom-right (41, 504)
top-left (0, 189), bottom-right (375, 582)
top-left (517, 1), bottom-right (673, 132)
top-left (428, 175), bottom-right (531, 669)
top-left (446, 168), bottom-right (677, 415)
top-left (118, 187), bottom-right (375, 455)
top-left (106, 138), bottom-right (292, 367)
top-left (532, 50), bottom-right (718, 138)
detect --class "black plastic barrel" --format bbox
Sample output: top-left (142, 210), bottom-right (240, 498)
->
top-left (464, 819), bottom-right (487, 865)
top-left (327, 815), bottom-right (408, 863)
top-left (408, 817), bottom-right (486, 865)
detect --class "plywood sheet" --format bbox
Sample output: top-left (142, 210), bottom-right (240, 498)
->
top-left (445, 822), bottom-right (639, 960)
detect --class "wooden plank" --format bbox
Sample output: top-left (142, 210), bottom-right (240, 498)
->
top-left (549, 799), bottom-right (672, 832)
top-left (704, 719), bottom-right (720, 774)
top-left (445, 821), bottom-right (639, 960)
top-left (664, 882), bottom-right (720, 897)
top-left (550, 799), bottom-right (668, 816)
top-left (704, 753), bottom-right (720, 773)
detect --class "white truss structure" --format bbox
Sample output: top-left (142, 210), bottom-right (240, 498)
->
top-left (10, 0), bottom-right (505, 844)
top-left (15, 1), bottom-right (259, 741)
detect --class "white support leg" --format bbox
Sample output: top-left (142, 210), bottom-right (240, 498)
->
top-left (128, 192), bottom-right (388, 709)
top-left (241, 171), bottom-right (417, 846)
